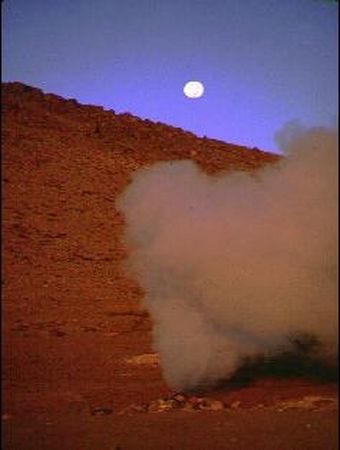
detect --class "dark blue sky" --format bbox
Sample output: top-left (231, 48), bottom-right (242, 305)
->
top-left (2, 0), bottom-right (338, 153)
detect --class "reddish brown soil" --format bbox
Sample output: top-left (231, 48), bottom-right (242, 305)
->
top-left (2, 82), bottom-right (338, 450)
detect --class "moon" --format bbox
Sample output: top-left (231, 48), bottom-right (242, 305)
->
top-left (183, 81), bottom-right (205, 99)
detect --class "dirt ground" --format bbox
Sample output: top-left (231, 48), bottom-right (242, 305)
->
top-left (2, 327), bottom-right (338, 450)
top-left (2, 82), bottom-right (338, 450)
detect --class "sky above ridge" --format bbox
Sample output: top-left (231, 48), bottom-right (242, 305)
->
top-left (2, 0), bottom-right (338, 153)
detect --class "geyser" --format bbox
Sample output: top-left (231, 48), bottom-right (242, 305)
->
top-left (117, 126), bottom-right (338, 391)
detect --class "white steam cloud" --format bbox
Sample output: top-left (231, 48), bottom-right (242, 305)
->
top-left (117, 127), bottom-right (338, 391)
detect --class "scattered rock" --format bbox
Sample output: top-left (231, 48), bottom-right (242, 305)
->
top-left (124, 353), bottom-right (160, 367)
top-left (123, 393), bottom-right (227, 414)
top-left (276, 395), bottom-right (337, 411)
top-left (147, 399), bottom-right (173, 413)
top-left (230, 400), bottom-right (241, 409)
top-left (90, 407), bottom-right (113, 416)
top-left (182, 402), bottom-right (196, 412)
top-left (198, 399), bottom-right (225, 411)
top-left (173, 393), bottom-right (186, 403)
top-left (131, 404), bottom-right (148, 413)
top-left (118, 404), bottom-right (147, 415)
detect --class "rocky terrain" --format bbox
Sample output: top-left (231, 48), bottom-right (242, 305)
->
top-left (2, 82), bottom-right (337, 450)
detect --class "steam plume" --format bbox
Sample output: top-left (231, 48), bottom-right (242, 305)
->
top-left (117, 127), bottom-right (338, 391)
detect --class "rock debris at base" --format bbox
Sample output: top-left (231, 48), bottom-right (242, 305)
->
top-left (120, 393), bottom-right (231, 414)
top-left (119, 393), bottom-right (338, 415)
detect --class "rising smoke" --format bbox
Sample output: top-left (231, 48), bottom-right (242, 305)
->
top-left (117, 126), bottom-right (338, 391)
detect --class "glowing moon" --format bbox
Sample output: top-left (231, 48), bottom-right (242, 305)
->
top-left (183, 81), bottom-right (204, 98)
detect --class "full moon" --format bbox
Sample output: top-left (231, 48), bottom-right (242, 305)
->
top-left (183, 81), bottom-right (205, 98)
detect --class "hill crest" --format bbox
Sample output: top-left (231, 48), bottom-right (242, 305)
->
top-left (2, 81), bottom-right (280, 176)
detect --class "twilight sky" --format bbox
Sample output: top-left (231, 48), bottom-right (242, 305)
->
top-left (2, 0), bottom-right (338, 153)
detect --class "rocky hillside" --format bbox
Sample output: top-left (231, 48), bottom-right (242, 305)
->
top-left (2, 81), bottom-right (280, 326)
top-left (3, 83), bottom-right (338, 450)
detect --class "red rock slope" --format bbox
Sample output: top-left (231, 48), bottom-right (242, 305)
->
top-left (5, 83), bottom-right (336, 450)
